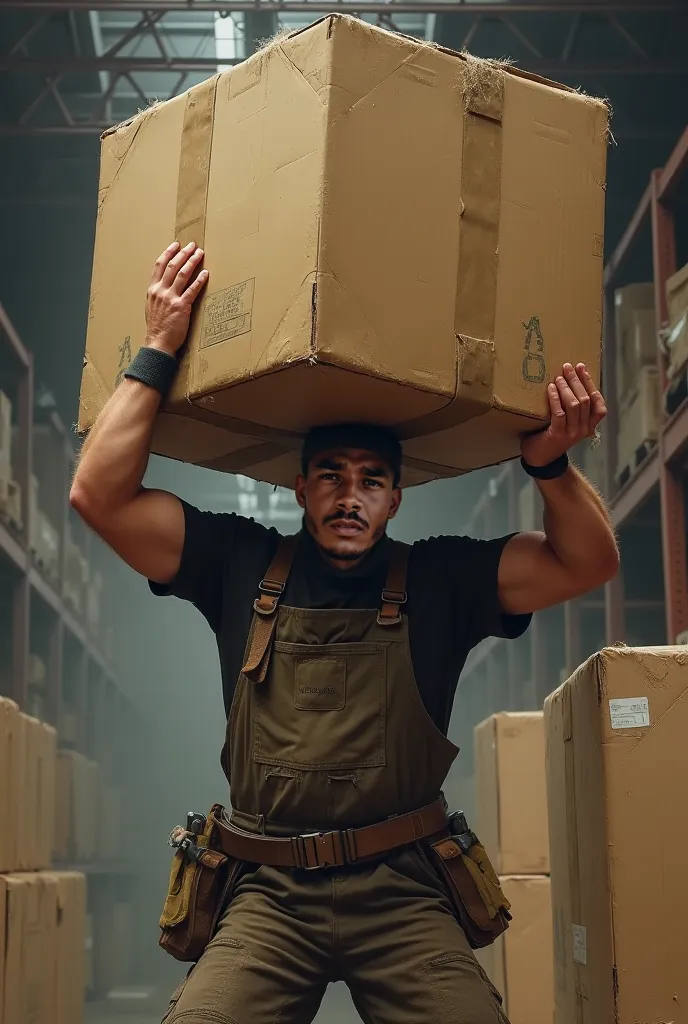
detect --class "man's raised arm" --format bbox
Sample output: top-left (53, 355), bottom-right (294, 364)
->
top-left (70, 241), bottom-right (208, 585)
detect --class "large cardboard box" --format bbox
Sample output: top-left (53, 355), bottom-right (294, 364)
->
top-left (52, 872), bottom-right (87, 1024)
top-left (80, 16), bottom-right (607, 488)
top-left (15, 715), bottom-right (57, 871)
top-left (666, 261), bottom-right (688, 379)
top-left (475, 711), bottom-right (549, 875)
top-left (478, 875), bottom-right (553, 1024)
top-left (0, 873), bottom-right (59, 1024)
top-left (545, 646), bottom-right (688, 1024)
top-left (0, 699), bottom-right (20, 872)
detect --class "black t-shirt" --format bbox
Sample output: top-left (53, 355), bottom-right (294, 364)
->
top-left (150, 502), bottom-right (531, 735)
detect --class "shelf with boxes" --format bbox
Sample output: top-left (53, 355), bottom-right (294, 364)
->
top-left (0, 301), bottom-right (139, 1006)
top-left (0, 300), bottom-right (122, 725)
top-left (601, 125), bottom-right (688, 646)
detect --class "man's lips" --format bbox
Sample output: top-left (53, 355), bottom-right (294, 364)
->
top-left (327, 519), bottom-right (365, 535)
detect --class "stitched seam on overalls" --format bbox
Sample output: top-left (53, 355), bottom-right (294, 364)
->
top-left (171, 1011), bottom-right (239, 1024)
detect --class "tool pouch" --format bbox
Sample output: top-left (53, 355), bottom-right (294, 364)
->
top-left (425, 832), bottom-right (512, 949)
top-left (159, 804), bottom-right (242, 963)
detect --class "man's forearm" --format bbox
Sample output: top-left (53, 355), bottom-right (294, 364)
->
top-left (71, 377), bottom-right (162, 517)
top-left (537, 463), bottom-right (618, 578)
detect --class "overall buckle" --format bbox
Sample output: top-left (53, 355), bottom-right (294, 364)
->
top-left (253, 578), bottom-right (285, 615)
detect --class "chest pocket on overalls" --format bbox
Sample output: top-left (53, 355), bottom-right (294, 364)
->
top-left (254, 641), bottom-right (387, 771)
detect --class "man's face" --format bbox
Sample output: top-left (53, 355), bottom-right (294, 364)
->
top-left (295, 447), bottom-right (402, 566)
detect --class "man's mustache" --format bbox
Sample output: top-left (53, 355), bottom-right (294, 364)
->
top-left (324, 510), bottom-right (369, 529)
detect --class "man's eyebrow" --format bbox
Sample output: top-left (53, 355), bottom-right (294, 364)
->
top-left (315, 457), bottom-right (344, 471)
top-left (361, 465), bottom-right (388, 478)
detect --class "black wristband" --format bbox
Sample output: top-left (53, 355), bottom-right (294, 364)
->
top-left (521, 452), bottom-right (569, 480)
top-left (124, 346), bottom-right (178, 397)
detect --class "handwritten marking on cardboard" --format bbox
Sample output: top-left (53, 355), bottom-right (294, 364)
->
top-left (609, 696), bottom-right (650, 730)
top-left (521, 315), bottom-right (546, 384)
top-left (571, 924), bottom-right (587, 966)
top-left (115, 335), bottom-right (132, 387)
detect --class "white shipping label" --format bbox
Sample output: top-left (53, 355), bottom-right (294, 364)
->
top-left (609, 697), bottom-right (650, 730)
top-left (572, 924), bottom-right (587, 966)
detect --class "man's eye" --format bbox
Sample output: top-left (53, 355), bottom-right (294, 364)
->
top-left (321, 473), bottom-right (339, 482)
top-left (364, 479), bottom-right (382, 488)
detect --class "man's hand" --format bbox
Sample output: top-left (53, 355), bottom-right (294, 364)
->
top-left (521, 362), bottom-right (606, 468)
top-left (145, 241), bottom-right (209, 355)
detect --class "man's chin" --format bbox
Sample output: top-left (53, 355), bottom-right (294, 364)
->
top-left (319, 530), bottom-right (372, 562)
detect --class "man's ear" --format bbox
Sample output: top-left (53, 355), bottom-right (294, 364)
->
top-left (388, 487), bottom-right (402, 520)
top-left (295, 474), bottom-right (307, 509)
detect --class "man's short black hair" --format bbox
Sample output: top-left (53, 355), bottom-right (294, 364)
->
top-left (301, 424), bottom-right (403, 487)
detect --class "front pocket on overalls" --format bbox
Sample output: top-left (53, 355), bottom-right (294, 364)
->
top-left (254, 641), bottom-right (387, 770)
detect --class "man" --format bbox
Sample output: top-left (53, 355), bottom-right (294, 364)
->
top-left (72, 241), bottom-right (618, 1024)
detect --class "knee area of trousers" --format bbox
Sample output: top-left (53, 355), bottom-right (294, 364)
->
top-left (165, 1011), bottom-right (240, 1024)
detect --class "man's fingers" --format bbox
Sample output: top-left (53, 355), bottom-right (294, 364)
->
top-left (151, 241), bottom-right (180, 284)
top-left (578, 363), bottom-right (607, 434)
top-left (172, 247), bottom-right (205, 295)
top-left (555, 372), bottom-right (581, 433)
top-left (564, 363), bottom-right (591, 434)
top-left (161, 241), bottom-right (196, 287)
top-left (184, 268), bottom-right (210, 304)
top-left (548, 382), bottom-right (567, 434)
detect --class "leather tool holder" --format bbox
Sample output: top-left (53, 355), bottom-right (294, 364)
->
top-left (425, 812), bottom-right (512, 949)
top-left (159, 804), bottom-right (242, 962)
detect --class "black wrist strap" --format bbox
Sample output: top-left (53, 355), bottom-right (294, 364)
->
top-left (123, 346), bottom-right (178, 398)
top-left (521, 452), bottom-right (569, 480)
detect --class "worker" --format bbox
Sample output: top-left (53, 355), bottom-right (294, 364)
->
top-left (71, 242), bottom-right (619, 1024)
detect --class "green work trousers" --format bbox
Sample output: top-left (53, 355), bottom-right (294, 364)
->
top-left (162, 847), bottom-right (509, 1024)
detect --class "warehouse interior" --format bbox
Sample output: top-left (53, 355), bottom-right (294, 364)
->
top-left (0, 1), bottom-right (687, 1023)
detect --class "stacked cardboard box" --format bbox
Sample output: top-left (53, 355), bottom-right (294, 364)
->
top-left (0, 392), bottom-right (21, 531)
top-left (55, 750), bottom-right (100, 862)
top-left (0, 700), bottom-right (56, 873)
top-left (0, 871), bottom-right (86, 1024)
top-left (28, 475), bottom-right (60, 583)
top-left (474, 712), bottom-right (553, 1024)
top-left (80, 14), bottom-right (607, 488)
top-left (545, 646), bottom-right (688, 1024)
top-left (613, 283), bottom-right (660, 482)
top-left (614, 283), bottom-right (656, 402)
top-left (666, 261), bottom-right (688, 380)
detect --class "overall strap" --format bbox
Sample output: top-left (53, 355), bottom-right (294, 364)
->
top-left (378, 541), bottom-right (410, 626)
top-left (242, 533), bottom-right (299, 683)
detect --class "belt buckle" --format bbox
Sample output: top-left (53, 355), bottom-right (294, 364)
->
top-left (292, 830), bottom-right (345, 870)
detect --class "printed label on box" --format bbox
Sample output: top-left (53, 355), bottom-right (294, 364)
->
top-left (201, 279), bottom-right (255, 348)
top-left (609, 696), bottom-right (650, 730)
top-left (572, 924), bottom-right (587, 966)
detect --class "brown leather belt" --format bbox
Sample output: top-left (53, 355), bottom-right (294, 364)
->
top-left (212, 799), bottom-right (448, 871)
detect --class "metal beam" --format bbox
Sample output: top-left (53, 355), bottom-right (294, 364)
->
top-left (0, 1), bottom-right (684, 12)
top-left (3, 55), bottom-right (686, 74)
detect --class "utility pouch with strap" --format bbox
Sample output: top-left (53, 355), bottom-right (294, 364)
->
top-left (425, 811), bottom-right (511, 949)
top-left (159, 804), bottom-right (242, 963)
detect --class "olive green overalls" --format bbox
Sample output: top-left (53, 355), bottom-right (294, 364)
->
top-left (164, 535), bottom-right (508, 1024)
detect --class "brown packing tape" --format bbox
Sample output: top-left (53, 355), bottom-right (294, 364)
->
top-left (396, 58), bottom-right (504, 443)
top-left (175, 75), bottom-right (219, 245)
top-left (174, 74), bottom-right (219, 402)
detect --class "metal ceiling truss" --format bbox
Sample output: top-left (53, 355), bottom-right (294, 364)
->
top-left (1, 3), bottom-right (686, 136)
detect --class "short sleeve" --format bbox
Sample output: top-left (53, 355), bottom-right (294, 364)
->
top-left (148, 500), bottom-right (236, 631)
top-left (462, 533), bottom-right (531, 646)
